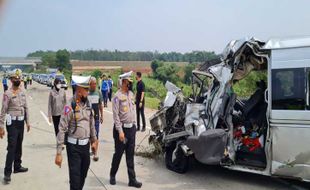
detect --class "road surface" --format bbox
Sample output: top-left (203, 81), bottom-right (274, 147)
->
top-left (0, 82), bottom-right (309, 190)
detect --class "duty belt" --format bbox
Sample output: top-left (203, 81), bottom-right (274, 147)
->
top-left (11, 116), bottom-right (24, 121)
top-left (67, 137), bottom-right (89, 146)
top-left (123, 123), bottom-right (134, 128)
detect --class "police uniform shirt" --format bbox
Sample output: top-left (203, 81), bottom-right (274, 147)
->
top-left (56, 98), bottom-right (97, 154)
top-left (48, 88), bottom-right (67, 117)
top-left (0, 88), bottom-right (29, 128)
top-left (112, 90), bottom-right (136, 133)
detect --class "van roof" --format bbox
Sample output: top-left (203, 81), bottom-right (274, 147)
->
top-left (264, 36), bottom-right (310, 50)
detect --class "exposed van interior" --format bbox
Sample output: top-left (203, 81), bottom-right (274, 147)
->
top-left (231, 73), bottom-right (268, 169)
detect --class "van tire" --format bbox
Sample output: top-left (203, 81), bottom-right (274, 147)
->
top-left (165, 142), bottom-right (189, 174)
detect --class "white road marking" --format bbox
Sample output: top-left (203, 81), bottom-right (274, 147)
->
top-left (29, 96), bottom-right (33, 100)
top-left (103, 109), bottom-right (113, 114)
top-left (40, 110), bottom-right (52, 126)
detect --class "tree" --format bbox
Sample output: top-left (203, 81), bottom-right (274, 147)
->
top-left (91, 69), bottom-right (103, 80)
top-left (55, 49), bottom-right (71, 71)
top-left (184, 63), bottom-right (196, 84)
top-left (151, 59), bottom-right (163, 75)
top-left (42, 53), bottom-right (56, 67)
top-left (155, 63), bottom-right (180, 84)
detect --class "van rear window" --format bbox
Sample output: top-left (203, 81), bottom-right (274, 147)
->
top-left (272, 68), bottom-right (306, 110)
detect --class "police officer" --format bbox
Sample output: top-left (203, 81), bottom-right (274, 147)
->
top-left (55, 75), bottom-right (98, 190)
top-left (110, 71), bottom-right (142, 188)
top-left (48, 78), bottom-right (67, 136)
top-left (0, 69), bottom-right (30, 183)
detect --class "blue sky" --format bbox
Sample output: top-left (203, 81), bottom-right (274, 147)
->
top-left (0, 0), bottom-right (310, 56)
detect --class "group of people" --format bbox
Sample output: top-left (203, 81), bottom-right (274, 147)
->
top-left (100, 75), bottom-right (113, 107)
top-left (0, 69), bottom-right (146, 190)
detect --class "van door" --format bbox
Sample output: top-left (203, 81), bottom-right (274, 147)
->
top-left (270, 47), bottom-right (310, 181)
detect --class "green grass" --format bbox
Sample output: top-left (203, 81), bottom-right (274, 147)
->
top-left (145, 97), bottom-right (161, 109)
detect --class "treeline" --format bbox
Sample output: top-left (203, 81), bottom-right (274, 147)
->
top-left (27, 50), bottom-right (218, 63)
top-left (151, 60), bottom-right (196, 85)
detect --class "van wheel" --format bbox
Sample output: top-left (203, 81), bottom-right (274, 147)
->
top-left (165, 142), bottom-right (189, 174)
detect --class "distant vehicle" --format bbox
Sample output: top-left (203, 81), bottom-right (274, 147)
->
top-left (50, 74), bottom-right (68, 90)
top-left (47, 74), bottom-right (54, 87)
top-left (39, 74), bottom-right (49, 85)
top-left (150, 36), bottom-right (310, 182)
top-left (53, 74), bottom-right (68, 90)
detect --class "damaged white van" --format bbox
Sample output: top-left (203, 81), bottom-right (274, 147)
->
top-left (149, 36), bottom-right (310, 181)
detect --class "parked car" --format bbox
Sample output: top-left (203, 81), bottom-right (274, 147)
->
top-left (149, 36), bottom-right (310, 182)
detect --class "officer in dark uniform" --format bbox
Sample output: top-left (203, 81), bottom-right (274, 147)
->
top-left (0, 69), bottom-right (30, 183)
top-left (55, 75), bottom-right (98, 190)
top-left (110, 71), bottom-right (142, 188)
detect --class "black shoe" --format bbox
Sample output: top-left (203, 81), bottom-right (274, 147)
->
top-left (141, 128), bottom-right (146, 132)
top-left (93, 156), bottom-right (99, 162)
top-left (110, 176), bottom-right (116, 185)
top-left (14, 167), bottom-right (28, 173)
top-left (3, 175), bottom-right (11, 183)
top-left (128, 180), bottom-right (142, 188)
top-left (136, 127), bottom-right (140, 131)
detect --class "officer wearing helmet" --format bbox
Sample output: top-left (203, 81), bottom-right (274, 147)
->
top-left (109, 71), bottom-right (142, 188)
top-left (55, 75), bottom-right (98, 190)
top-left (0, 69), bottom-right (31, 183)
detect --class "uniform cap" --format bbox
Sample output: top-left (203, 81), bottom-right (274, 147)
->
top-left (72, 75), bottom-right (91, 88)
top-left (119, 71), bottom-right (133, 82)
top-left (10, 69), bottom-right (22, 79)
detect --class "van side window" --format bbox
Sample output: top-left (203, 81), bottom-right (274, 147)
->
top-left (308, 69), bottom-right (310, 110)
top-left (272, 68), bottom-right (306, 110)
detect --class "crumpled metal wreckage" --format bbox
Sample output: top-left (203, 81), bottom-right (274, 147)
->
top-left (149, 37), bottom-right (310, 182)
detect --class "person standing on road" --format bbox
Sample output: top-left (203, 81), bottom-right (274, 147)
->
top-left (108, 75), bottom-right (113, 102)
top-left (55, 75), bottom-right (98, 190)
top-left (2, 76), bottom-right (8, 92)
top-left (48, 78), bottom-right (67, 136)
top-left (29, 74), bottom-right (32, 85)
top-left (109, 71), bottom-right (142, 188)
top-left (27, 75), bottom-right (31, 85)
top-left (88, 77), bottom-right (103, 161)
top-left (23, 76), bottom-right (27, 90)
top-left (101, 75), bottom-right (109, 108)
top-left (135, 72), bottom-right (146, 132)
top-left (0, 69), bottom-right (31, 184)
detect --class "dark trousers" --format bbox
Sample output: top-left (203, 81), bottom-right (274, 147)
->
top-left (24, 81), bottom-right (27, 89)
top-left (136, 102), bottom-right (146, 130)
top-left (101, 90), bottom-right (108, 107)
top-left (3, 84), bottom-right (8, 92)
top-left (110, 126), bottom-right (136, 182)
top-left (52, 115), bottom-right (61, 136)
top-left (4, 120), bottom-right (24, 176)
top-left (108, 90), bottom-right (112, 102)
top-left (66, 142), bottom-right (90, 190)
top-left (94, 119), bottom-right (100, 139)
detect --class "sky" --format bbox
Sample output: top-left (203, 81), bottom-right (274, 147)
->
top-left (0, 0), bottom-right (310, 57)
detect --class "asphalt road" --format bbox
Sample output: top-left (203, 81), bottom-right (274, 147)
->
top-left (0, 81), bottom-right (309, 190)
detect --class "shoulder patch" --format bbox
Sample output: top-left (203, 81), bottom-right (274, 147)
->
top-left (3, 94), bottom-right (8, 102)
top-left (64, 105), bottom-right (72, 115)
top-left (114, 96), bottom-right (119, 104)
